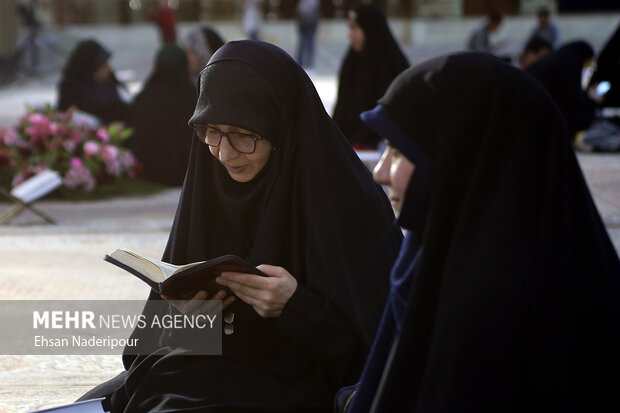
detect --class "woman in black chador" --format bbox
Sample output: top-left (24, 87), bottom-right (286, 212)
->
top-left (590, 21), bottom-right (620, 108)
top-left (527, 41), bottom-right (597, 141)
top-left (340, 52), bottom-right (620, 412)
top-left (57, 40), bottom-right (129, 124)
top-left (128, 44), bottom-right (196, 186)
top-left (332, 3), bottom-right (408, 150)
top-left (78, 40), bottom-right (401, 412)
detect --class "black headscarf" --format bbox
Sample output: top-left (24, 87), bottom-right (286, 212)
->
top-left (590, 20), bottom-right (620, 107)
top-left (57, 39), bottom-right (129, 123)
top-left (528, 40), bottom-right (597, 140)
top-left (362, 52), bottom-right (620, 412)
top-left (127, 44), bottom-right (196, 186)
top-left (104, 40), bottom-right (401, 412)
top-left (332, 3), bottom-right (409, 149)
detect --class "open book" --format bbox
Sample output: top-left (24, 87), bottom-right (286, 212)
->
top-left (104, 248), bottom-right (265, 299)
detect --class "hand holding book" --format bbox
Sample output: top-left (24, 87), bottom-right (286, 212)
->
top-left (161, 289), bottom-right (235, 315)
top-left (215, 264), bottom-right (297, 318)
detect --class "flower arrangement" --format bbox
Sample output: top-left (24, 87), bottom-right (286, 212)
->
top-left (0, 105), bottom-right (138, 192)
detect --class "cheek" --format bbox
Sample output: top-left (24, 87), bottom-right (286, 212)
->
top-left (392, 160), bottom-right (414, 196)
top-left (209, 146), bottom-right (219, 159)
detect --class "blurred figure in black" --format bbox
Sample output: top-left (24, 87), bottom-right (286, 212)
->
top-left (527, 41), bottom-right (598, 143)
top-left (180, 25), bottom-right (225, 85)
top-left (57, 40), bottom-right (130, 124)
top-left (519, 36), bottom-right (552, 69)
top-left (590, 22), bottom-right (620, 108)
top-left (128, 44), bottom-right (197, 186)
top-left (296, 0), bottom-right (320, 69)
top-left (16, 0), bottom-right (41, 75)
top-left (333, 3), bottom-right (408, 149)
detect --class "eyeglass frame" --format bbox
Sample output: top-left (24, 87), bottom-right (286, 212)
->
top-left (192, 123), bottom-right (264, 154)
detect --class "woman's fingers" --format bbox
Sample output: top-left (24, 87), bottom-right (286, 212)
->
top-left (218, 272), bottom-right (270, 289)
top-left (216, 276), bottom-right (266, 300)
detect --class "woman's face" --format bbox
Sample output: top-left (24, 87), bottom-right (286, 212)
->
top-left (347, 16), bottom-right (365, 52)
top-left (207, 123), bottom-right (273, 182)
top-left (373, 143), bottom-right (415, 215)
top-left (93, 62), bottom-right (112, 82)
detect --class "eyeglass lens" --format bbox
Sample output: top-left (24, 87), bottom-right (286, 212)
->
top-left (195, 125), bottom-right (257, 154)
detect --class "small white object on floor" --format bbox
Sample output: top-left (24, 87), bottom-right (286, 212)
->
top-left (28, 397), bottom-right (106, 413)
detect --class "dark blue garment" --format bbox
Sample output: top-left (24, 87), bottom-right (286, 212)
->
top-left (348, 231), bottom-right (422, 413)
top-left (348, 105), bottom-right (434, 413)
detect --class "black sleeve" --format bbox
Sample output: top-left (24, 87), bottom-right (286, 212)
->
top-left (276, 285), bottom-right (361, 366)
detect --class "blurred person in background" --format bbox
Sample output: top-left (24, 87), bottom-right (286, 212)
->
top-left (589, 21), bottom-right (620, 108)
top-left (15, 0), bottom-right (41, 75)
top-left (529, 7), bottom-right (562, 50)
top-left (333, 3), bottom-right (408, 150)
top-left (180, 25), bottom-right (226, 85)
top-left (148, 0), bottom-right (177, 44)
top-left (296, 0), bottom-right (320, 69)
top-left (467, 12), bottom-right (503, 54)
top-left (242, 0), bottom-right (263, 41)
top-left (57, 40), bottom-right (130, 124)
top-left (527, 41), bottom-right (599, 143)
top-left (127, 44), bottom-right (196, 186)
top-left (519, 36), bottom-right (552, 69)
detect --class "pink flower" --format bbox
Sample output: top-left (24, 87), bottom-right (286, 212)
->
top-left (69, 129), bottom-right (85, 144)
top-left (26, 113), bottom-right (46, 124)
top-left (64, 164), bottom-right (96, 191)
top-left (70, 157), bottom-right (83, 169)
top-left (105, 158), bottom-right (123, 177)
top-left (119, 152), bottom-right (135, 168)
top-left (101, 144), bottom-right (119, 161)
top-left (83, 141), bottom-right (100, 158)
top-left (2, 127), bottom-right (18, 145)
top-left (49, 122), bottom-right (59, 135)
top-left (96, 129), bottom-right (110, 142)
top-left (63, 139), bottom-right (78, 153)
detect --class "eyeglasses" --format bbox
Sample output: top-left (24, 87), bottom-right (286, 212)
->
top-left (193, 124), bottom-right (262, 154)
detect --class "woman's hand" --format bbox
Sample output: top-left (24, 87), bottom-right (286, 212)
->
top-left (215, 265), bottom-right (297, 318)
top-left (161, 289), bottom-right (235, 316)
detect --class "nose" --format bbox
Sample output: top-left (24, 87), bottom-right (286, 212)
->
top-left (373, 149), bottom-right (391, 186)
top-left (217, 135), bottom-right (239, 162)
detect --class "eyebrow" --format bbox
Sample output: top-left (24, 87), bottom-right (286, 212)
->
top-left (207, 124), bottom-right (256, 134)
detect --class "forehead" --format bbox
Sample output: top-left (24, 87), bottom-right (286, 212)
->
top-left (208, 123), bottom-right (257, 134)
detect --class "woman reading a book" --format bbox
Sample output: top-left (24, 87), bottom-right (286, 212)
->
top-left (78, 41), bottom-right (402, 412)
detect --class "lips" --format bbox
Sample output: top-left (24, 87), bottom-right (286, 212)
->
top-left (226, 165), bottom-right (246, 174)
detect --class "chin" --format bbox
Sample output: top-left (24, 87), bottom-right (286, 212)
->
top-left (228, 172), bottom-right (257, 183)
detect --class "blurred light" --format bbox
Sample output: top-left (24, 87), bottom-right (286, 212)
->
top-left (129, 0), bottom-right (142, 11)
top-left (168, 0), bottom-right (179, 9)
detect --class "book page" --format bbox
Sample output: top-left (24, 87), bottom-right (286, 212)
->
top-left (109, 249), bottom-right (169, 282)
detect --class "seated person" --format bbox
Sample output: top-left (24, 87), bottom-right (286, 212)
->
top-left (57, 40), bottom-right (130, 124)
top-left (77, 40), bottom-right (402, 413)
top-left (128, 44), bottom-right (196, 186)
top-left (527, 41), bottom-right (598, 142)
top-left (519, 36), bottom-right (552, 69)
top-left (338, 52), bottom-right (620, 412)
